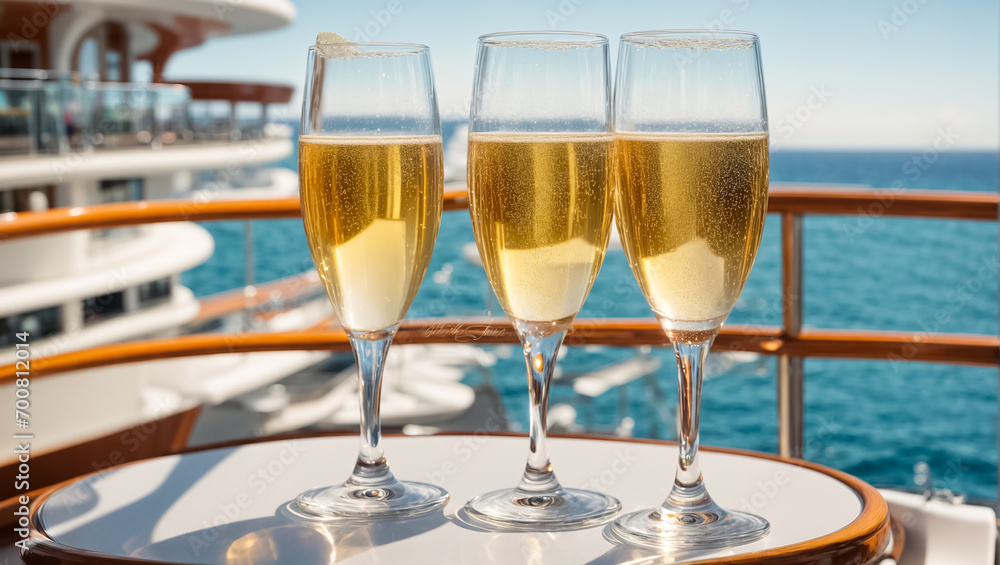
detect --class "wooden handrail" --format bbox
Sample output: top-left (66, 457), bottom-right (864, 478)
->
top-left (2, 320), bottom-right (996, 383)
top-left (192, 271), bottom-right (324, 322)
top-left (0, 187), bottom-right (992, 241)
top-left (0, 199), bottom-right (301, 241)
top-left (0, 190), bottom-right (471, 241)
top-left (767, 187), bottom-right (998, 220)
top-left (174, 81), bottom-right (294, 105)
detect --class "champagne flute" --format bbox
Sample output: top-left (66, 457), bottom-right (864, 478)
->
top-left (611, 30), bottom-right (771, 549)
top-left (295, 38), bottom-right (448, 519)
top-left (464, 31), bottom-right (621, 530)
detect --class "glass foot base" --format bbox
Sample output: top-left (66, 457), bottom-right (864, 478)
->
top-left (609, 506), bottom-right (769, 550)
top-left (294, 478), bottom-right (448, 520)
top-left (465, 487), bottom-right (621, 531)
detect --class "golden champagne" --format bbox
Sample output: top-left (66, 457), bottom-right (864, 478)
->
top-left (299, 135), bottom-right (443, 332)
top-left (468, 132), bottom-right (614, 323)
top-left (615, 132), bottom-right (769, 323)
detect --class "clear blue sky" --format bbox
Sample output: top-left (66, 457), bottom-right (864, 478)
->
top-left (167, 0), bottom-right (998, 150)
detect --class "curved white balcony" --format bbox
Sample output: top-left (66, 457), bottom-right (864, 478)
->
top-left (0, 132), bottom-right (292, 189)
top-left (0, 222), bottom-right (213, 315)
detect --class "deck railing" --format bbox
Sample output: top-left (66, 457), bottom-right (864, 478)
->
top-left (0, 186), bottom-right (997, 463)
top-left (0, 70), bottom-right (294, 155)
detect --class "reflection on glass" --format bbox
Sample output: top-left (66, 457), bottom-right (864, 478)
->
top-left (225, 525), bottom-right (346, 564)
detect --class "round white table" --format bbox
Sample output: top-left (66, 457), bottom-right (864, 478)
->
top-left (26, 434), bottom-right (890, 564)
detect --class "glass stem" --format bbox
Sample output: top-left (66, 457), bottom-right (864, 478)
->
top-left (347, 327), bottom-right (397, 486)
top-left (515, 328), bottom-right (567, 494)
top-left (660, 334), bottom-right (725, 519)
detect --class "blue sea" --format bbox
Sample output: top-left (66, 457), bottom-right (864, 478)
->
top-left (182, 123), bottom-right (1000, 500)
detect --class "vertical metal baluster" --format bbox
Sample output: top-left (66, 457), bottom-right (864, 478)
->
top-left (778, 212), bottom-right (805, 459)
top-left (229, 101), bottom-right (237, 142)
top-left (244, 220), bottom-right (255, 291)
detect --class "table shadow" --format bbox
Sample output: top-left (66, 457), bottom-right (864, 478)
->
top-left (37, 447), bottom-right (444, 563)
top-left (38, 447), bottom-right (234, 554)
top-left (130, 505), bottom-right (447, 563)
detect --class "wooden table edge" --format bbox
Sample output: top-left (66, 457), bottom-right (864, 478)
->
top-left (22, 431), bottom-right (890, 565)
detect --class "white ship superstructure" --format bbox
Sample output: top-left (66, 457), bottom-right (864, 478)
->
top-left (0, 0), bottom-right (335, 453)
top-left (0, 0), bottom-right (301, 358)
